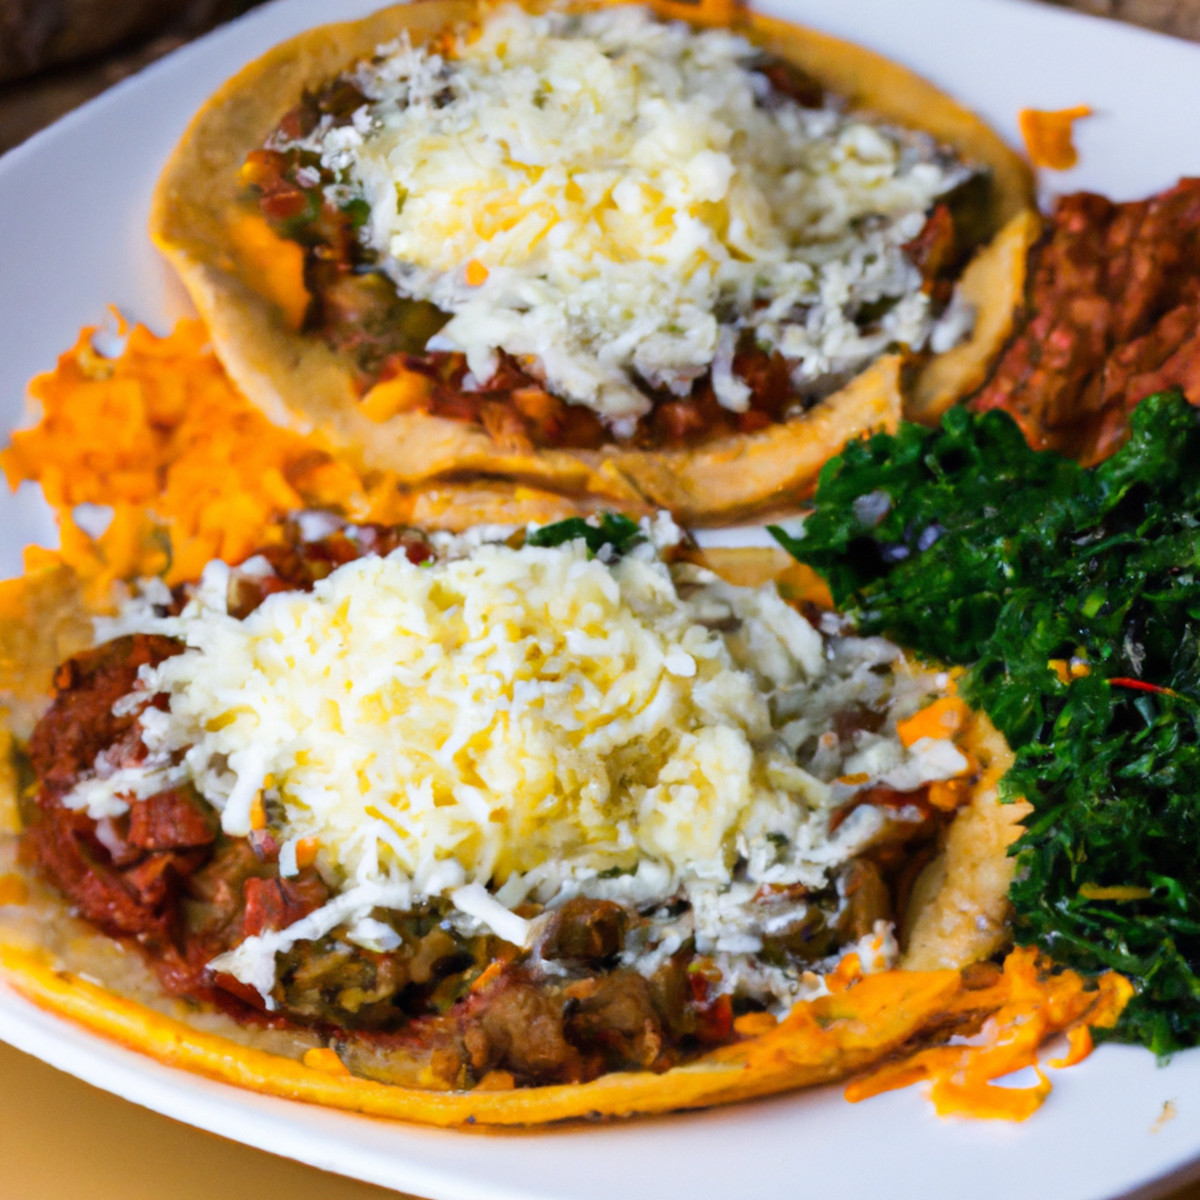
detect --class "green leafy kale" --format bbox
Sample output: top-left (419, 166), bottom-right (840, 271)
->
top-left (771, 392), bottom-right (1200, 1054)
top-left (526, 513), bottom-right (644, 558)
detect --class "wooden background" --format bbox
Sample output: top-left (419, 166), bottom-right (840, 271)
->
top-left (0, 0), bottom-right (255, 154)
top-left (1, 0), bottom-right (1199, 154)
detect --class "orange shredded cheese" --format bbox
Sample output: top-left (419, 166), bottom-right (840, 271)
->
top-left (22, 506), bottom-right (167, 613)
top-left (2, 318), bottom-right (608, 600)
top-left (1049, 1023), bottom-right (1093, 1069)
top-left (826, 952), bottom-right (863, 995)
top-left (896, 695), bottom-right (968, 747)
top-left (295, 836), bottom-right (321, 868)
top-left (846, 947), bottom-right (1132, 1120)
top-left (249, 792), bottom-right (267, 832)
top-left (1018, 105), bottom-right (1092, 170)
top-left (302, 1047), bottom-right (351, 1075)
top-left (465, 259), bottom-right (489, 286)
top-left (0, 937), bottom-right (1131, 1125)
top-left (470, 961), bottom-right (505, 994)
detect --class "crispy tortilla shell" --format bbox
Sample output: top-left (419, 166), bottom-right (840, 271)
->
top-left (0, 562), bottom-right (92, 740)
top-left (900, 716), bottom-right (1031, 970)
top-left (150, 0), bottom-right (1035, 523)
top-left (0, 548), bottom-right (1095, 1125)
top-left (0, 940), bottom-right (1127, 1126)
top-left (908, 209), bottom-right (1040, 426)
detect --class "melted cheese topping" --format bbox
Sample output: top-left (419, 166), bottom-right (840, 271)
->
top-left (285, 5), bottom-right (971, 424)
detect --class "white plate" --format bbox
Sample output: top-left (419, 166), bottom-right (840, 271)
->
top-left (3, 1), bottom-right (1200, 1196)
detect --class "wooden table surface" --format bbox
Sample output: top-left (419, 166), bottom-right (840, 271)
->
top-left (0, 1038), bottom-right (399, 1200)
top-left (3, 1), bottom-right (1200, 1198)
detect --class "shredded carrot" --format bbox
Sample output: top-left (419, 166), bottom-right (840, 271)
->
top-left (846, 946), bottom-right (1132, 1120)
top-left (465, 259), bottom-right (489, 286)
top-left (896, 695), bottom-right (968, 747)
top-left (1018, 105), bottom-right (1092, 170)
top-left (1, 319), bottom-right (371, 595)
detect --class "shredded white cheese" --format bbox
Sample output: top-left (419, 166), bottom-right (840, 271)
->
top-left (74, 521), bottom-right (966, 1006)
top-left (276, 4), bottom-right (973, 424)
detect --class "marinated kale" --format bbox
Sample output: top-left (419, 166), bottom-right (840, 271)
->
top-left (771, 392), bottom-right (1200, 1053)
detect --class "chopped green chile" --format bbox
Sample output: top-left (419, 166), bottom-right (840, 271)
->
top-left (526, 514), bottom-right (644, 557)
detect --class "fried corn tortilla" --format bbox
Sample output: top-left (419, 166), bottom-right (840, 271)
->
top-left (0, 940), bottom-right (1125, 1126)
top-left (0, 541), bottom-right (1127, 1127)
top-left (150, 0), bottom-right (1038, 524)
